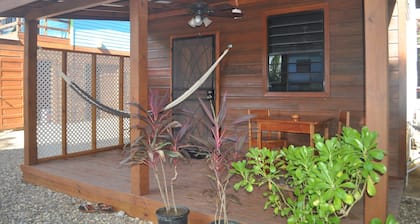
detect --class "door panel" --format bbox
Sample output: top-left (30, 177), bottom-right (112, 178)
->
top-left (172, 35), bottom-right (215, 142)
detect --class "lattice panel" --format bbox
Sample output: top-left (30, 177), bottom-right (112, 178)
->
top-left (66, 52), bottom-right (92, 153)
top-left (36, 49), bottom-right (63, 159)
top-left (123, 57), bottom-right (131, 144)
top-left (96, 55), bottom-right (120, 148)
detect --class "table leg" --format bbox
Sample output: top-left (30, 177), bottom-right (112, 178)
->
top-left (324, 126), bottom-right (329, 139)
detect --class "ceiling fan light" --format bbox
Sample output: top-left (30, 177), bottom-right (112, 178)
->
top-left (188, 17), bottom-right (197, 27)
top-left (203, 16), bottom-right (212, 27)
top-left (194, 15), bottom-right (203, 25)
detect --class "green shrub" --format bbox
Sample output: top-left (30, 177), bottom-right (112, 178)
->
top-left (231, 126), bottom-right (387, 223)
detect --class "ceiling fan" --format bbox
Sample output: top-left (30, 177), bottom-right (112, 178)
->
top-left (186, 1), bottom-right (243, 27)
top-left (149, 0), bottom-right (243, 27)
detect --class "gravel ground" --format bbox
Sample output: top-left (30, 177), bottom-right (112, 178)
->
top-left (0, 131), bottom-right (419, 224)
top-left (0, 148), bottom-right (148, 224)
top-left (0, 131), bottom-right (149, 224)
top-left (399, 196), bottom-right (420, 224)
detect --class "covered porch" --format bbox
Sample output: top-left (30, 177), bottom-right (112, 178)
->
top-left (0, 0), bottom-right (405, 223)
top-left (21, 149), bottom-right (405, 223)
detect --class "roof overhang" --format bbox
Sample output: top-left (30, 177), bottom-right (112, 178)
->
top-left (0, 0), bottom-right (259, 21)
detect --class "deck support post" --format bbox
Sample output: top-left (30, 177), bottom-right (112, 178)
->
top-left (129, 0), bottom-right (149, 195)
top-left (23, 18), bottom-right (39, 165)
top-left (364, 0), bottom-right (389, 222)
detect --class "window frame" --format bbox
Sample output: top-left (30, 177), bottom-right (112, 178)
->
top-left (262, 3), bottom-right (330, 97)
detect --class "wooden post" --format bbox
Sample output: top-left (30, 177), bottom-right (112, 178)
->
top-left (23, 19), bottom-right (39, 165)
top-left (129, 0), bottom-right (149, 195)
top-left (62, 51), bottom-right (68, 156)
top-left (364, 0), bottom-right (389, 222)
top-left (119, 57), bottom-right (124, 145)
top-left (91, 54), bottom-right (97, 150)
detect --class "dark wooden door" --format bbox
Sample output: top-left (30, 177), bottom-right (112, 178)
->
top-left (172, 35), bottom-right (215, 142)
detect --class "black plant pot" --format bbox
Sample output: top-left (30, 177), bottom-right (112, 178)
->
top-left (156, 206), bottom-right (189, 224)
top-left (210, 220), bottom-right (240, 224)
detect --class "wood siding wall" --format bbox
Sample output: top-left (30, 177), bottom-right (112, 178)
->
top-left (149, 0), bottom-right (365, 120)
top-left (0, 40), bottom-right (24, 130)
top-left (146, 0), bottom-right (401, 177)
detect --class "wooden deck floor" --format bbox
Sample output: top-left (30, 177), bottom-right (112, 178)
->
top-left (21, 150), bottom-right (404, 224)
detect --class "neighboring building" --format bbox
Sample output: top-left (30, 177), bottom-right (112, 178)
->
top-left (0, 17), bottom-right (130, 130)
top-left (71, 19), bottom-right (130, 52)
top-left (0, 17), bottom-right (130, 51)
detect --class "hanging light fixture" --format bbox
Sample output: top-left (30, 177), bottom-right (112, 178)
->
top-left (187, 2), bottom-right (213, 28)
top-left (188, 12), bottom-right (212, 28)
top-left (202, 16), bottom-right (213, 27)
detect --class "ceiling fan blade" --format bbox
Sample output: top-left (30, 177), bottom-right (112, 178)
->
top-left (212, 8), bottom-right (243, 19)
top-left (148, 0), bottom-right (173, 4)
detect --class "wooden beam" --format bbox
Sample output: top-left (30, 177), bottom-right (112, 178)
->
top-left (228, 0), bottom-right (260, 5)
top-left (364, 0), bottom-right (389, 222)
top-left (397, 0), bottom-right (408, 178)
top-left (129, 0), bottom-right (149, 196)
top-left (119, 57), bottom-right (124, 145)
top-left (23, 18), bottom-right (38, 165)
top-left (0, 0), bottom-right (38, 14)
top-left (91, 54), bottom-right (97, 150)
top-left (61, 51), bottom-right (68, 156)
top-left (26, 0), bottom-right (121, 20)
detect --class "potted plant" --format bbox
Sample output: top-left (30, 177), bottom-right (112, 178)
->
top-left (194, 93), bottom-right (251, 224)
top-left (231, 126), bottom-right (387, 223)
top-left (121, 90), bottom-right (192, 224)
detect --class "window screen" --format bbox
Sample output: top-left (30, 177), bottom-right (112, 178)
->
top-left (267, 10), bottom-right (325, 92)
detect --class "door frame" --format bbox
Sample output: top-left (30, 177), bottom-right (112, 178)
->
top-left (170, 32), bottom-right (221, 112)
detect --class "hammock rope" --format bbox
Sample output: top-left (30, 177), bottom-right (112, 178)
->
top-left (57, 45), bottom-right (232, 117)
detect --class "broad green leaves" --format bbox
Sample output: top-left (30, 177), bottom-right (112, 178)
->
top-left (231, 126), bottom-right (388, 223)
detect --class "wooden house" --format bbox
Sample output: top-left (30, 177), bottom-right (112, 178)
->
top-left (0, 0), bottom-right (409, 223)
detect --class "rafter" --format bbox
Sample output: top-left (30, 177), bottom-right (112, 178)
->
top-left (26, 0), bottom-right (121, 19)
top-left (0, 0), bottom-right (38, 13)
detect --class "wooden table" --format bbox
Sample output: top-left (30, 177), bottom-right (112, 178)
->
top-left (255, 116), bottom-right (334, 147)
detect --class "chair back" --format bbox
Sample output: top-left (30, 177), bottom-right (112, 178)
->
top-left (248, 109), bottom-right (287, 149)
top-left (338, 111), bottom-right (350, 134)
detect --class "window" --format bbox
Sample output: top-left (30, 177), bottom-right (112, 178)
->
top-left (265, 7), bottom-right (328, 94)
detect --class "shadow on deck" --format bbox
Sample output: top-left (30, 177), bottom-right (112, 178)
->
top-left (21, 150), bottom-right (404, 224)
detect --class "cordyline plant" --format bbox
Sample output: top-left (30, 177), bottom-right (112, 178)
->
top-left (193, 93), bottom-right (251, 224)
top-left (121, 90), bottom-right (192, 215)
top-left (231, 126), bottom-right (387, 224)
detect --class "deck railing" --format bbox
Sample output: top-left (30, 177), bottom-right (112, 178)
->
top-left (0, 17), bottom-right (21, 40)
top-left (36, 48), bottom-right (131, 161)
top-left (0, 17), bottom-right (70, 40)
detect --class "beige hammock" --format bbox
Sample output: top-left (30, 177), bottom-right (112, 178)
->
top-left (58, 45), bottom-right (232, 118)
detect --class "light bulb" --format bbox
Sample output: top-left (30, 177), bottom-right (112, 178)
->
top-left (194, 15), bottom-right (202, 26)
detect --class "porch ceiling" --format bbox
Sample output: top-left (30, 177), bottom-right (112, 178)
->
top-left (0, 0), bottom-right (258, 21)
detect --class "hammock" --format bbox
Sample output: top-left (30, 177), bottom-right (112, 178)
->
top-left (58, 45), bottom-right (232, 117)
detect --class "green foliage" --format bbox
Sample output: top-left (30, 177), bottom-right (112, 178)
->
top-left (231, 126), bottom-right (387, 223)
top-left (370, 214), bottom-right (399, 224)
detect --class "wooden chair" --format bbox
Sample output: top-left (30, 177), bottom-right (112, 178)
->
top-left (248, 109), bottom-right (287, 149)
top-left (338, 111), bottom-right (350, 135)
